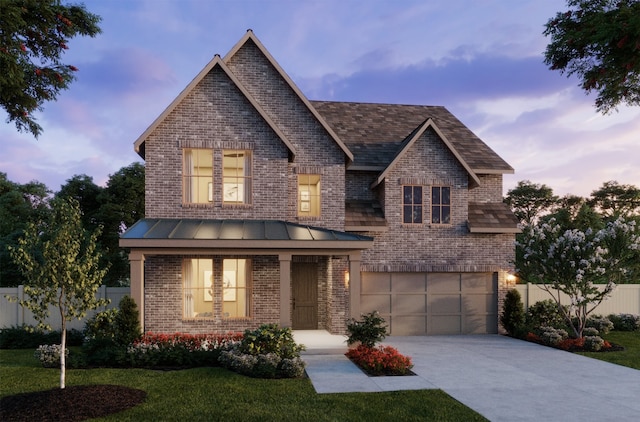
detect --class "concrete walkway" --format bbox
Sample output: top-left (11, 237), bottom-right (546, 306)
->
top-left (296, 333), bottom-right (640, 422)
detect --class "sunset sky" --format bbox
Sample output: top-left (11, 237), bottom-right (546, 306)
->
top-left (2, 0), bottom-right (639, 198)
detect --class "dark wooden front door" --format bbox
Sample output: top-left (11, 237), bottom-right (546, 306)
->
top-left (292, 262), bottom-right (318, 329)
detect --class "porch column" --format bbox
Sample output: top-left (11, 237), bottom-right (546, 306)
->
top-left (279, 253), bottom-right (292, 327)
top-left (348, 252), bottom-right (362, 319)
top-left (129, 250), bottom-right (145, 331)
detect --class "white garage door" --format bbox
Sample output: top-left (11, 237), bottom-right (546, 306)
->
top-left (360, 272), bottom-right (498, 335)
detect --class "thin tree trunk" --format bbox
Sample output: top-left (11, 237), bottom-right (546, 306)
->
top-left (60, 291), bottom-right (66, 390)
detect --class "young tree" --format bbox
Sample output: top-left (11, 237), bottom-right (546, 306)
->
top-left (543, 0), bottom-right (640, 113)
top-left (505, 180), bottom-right (559, 226)
top-left (8, 197), bottom-right (109, 388)
top-left (517, 217), bottom-right (640, 338)
top-left (0, 0), bottom-right (101, 137)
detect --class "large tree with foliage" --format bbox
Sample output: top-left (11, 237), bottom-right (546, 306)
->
top-left (0, 0), bottom-right (101, 137)
top-left (0, 173), bottom-right (50, 287)
top-left (505, 180), bottom-right (559, 226)
top-left (8, 197), bottom-right (109, 388)
top-left (588, 180), bottom-right (640, 218)
top-left (517, 217), bottom-right (640, 338)
top-left (543, 0), bottom-right (640, 113)
top-left (97, 162), bottom-right (145, 286)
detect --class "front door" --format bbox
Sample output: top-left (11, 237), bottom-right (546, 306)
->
top-left (292, 262), bottom-right (318, 329)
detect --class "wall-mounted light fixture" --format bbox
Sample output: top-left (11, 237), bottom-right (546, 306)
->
top-left (344, 271), bottom-right (350, 288)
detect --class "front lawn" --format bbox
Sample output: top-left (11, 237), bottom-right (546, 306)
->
top-left (577, 331), bottom-right (640, 370)
top-left (0, 349), bottom-right (487, 422)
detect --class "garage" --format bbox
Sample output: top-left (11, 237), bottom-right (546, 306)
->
top-left (360, 272), bottom-right (498, 335)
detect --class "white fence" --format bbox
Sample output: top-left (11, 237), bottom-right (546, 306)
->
top-left (514, 283), bottom-right (640, 316)
top-left (0, 286), bottom-right (130, 331)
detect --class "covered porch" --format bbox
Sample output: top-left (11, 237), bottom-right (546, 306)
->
top-left (119, 219), bottom-right (373, 333)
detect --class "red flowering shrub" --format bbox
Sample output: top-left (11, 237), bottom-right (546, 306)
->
top-left (346, 344), bottom-right (413, 376)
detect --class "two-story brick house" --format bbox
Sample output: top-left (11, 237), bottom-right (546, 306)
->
top-left (120, 30), bottom-right (519, 336)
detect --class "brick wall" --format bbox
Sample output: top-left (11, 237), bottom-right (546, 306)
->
top-left (144, 255), bottom-right (281, 334)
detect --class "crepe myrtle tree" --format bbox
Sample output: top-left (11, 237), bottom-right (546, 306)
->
top-left (7, 197), bottom-right (109, 389)
top-left (517, 217), bottom-right (640, 338)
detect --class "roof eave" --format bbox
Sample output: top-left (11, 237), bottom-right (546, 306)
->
top-left (119, 238), bottom-right (373, 249)
top-left (468, 227), bottom-right (522, 234)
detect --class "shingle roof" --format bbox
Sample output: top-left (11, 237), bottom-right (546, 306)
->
top-left (345, 200), bottom-right (387, 231)
top-left (467, 203), bottom-right (521, 233)
top-left (311, 101), bottom-right (513, 174)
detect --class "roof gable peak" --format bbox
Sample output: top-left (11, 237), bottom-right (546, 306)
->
top-left (133, 49), bottom-right (296, 158)
top-left (373, 118), bottom-right (481, 188)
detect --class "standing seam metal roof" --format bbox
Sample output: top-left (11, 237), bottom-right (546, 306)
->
top-left (121, 219), bottom-right (374, 242)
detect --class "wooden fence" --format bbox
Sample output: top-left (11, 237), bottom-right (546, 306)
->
top-left (514, 283), bottom-right (640, 316)
top-left (0, 286), bottom-right (130, 331)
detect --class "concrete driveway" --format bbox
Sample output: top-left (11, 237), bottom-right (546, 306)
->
top-left (302, 334), bottom-right (640, 422)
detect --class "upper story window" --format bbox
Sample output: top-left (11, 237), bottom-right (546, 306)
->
top-left (183, 149), bottom-right (213, 204)
top-left (223, 150), bottom-right (252, 204)
top-left (431, 186), bottom-right (451, 224)
top-left (298, 174), bottom-right (321, 217)
top-left (402, 185), bottom-right (423, 224)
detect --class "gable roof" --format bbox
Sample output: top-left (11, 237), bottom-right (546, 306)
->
top-left (133, 50), bottom-right (297, 159)
top-left (373, 118), bottom-right (482, 188)
top-left (223, 31), bottom-right (353, 162)
top-left (311, 101), bottom-right (514, 175)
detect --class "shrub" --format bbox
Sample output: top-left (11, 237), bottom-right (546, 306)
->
top-left (346, 311), bottom-right (388, 348)
top-left (583, 336), bottom-right (605, 352)
top-left (607, 313), bottom-right (640, 332)
top-left (34, 344), bottom-right (68, 368)
top-left (218, 324), bottom-right (306, 378)
top-left (127, 332), bottom-right (242, 368)
top-left (0, 325), bottom-right (83, 349)
top-left (114, 296), bottom-right (142, 346)
top-left (238, 323), bottom-right (304, 359)
top-left (537, 326), bottom-right (568, 347)
top-left (585, 315), bottom-right (613, 335)
top-left (346, 344), bottom-right (413, 376)
top-left (582, 327), bottom-right (599, 337)
top-left (500, 289), bottom-right (525, 337)
top-left (526, 299), bottom-right (568, 330)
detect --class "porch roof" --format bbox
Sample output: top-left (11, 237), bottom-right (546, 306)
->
top-left (119, 218), bottom-right (374, 250)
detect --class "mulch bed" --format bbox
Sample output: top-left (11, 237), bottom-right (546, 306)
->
top-left (0, 384), bottom-right (146, 422)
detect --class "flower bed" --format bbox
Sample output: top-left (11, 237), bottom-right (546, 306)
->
top-left (126, 332), bottom-right (243, 368)
top-left (346, 344), bottom-right (414, 376)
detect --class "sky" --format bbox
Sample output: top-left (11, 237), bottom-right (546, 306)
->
top-left (2, 0), bottom-right (639, 198)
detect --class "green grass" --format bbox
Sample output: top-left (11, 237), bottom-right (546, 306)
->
top-left (577, 331), bottom-right (640, 370)
top-left (0, 349), bottom-right (487, 422)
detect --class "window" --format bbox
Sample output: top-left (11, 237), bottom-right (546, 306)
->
top-left (223, 150), bottom-right (251, 204)
top-left (182, 258), bottom-right (251, 319)
top-left (298, 174), bottom-right (321, 217)
top-left (183, 258), bottom-right (214, 318)
top-left (183, 149), bottom-right (213, 204)
top-left (402, 185), bottom-right (423, 224)
top-left (431, 186), bottom-right (451, 224)
top-left (222, 259), bottom-right (251, 318)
